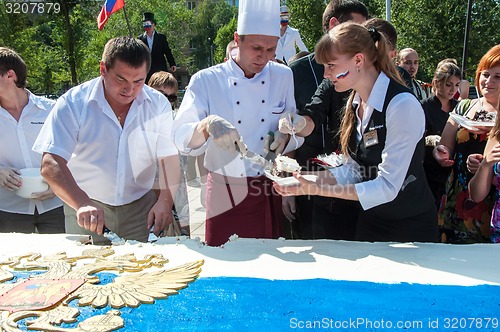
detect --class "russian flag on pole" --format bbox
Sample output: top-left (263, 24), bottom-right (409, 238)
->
top-left (97, 0), bottom-right (125, 30)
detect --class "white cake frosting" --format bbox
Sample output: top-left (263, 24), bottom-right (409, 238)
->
top-left (0, 233), bottom-right (498, 286)
top-left (1, 234), bottom-right (499, 331)
top-left (274, 155), bottom-right (301, 175)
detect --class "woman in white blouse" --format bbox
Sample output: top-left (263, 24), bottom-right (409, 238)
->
top-left (275, 23), bottom-right (438, 242)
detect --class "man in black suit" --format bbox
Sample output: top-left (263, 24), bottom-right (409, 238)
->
top-left (138, 12), bottom-right (177, 82)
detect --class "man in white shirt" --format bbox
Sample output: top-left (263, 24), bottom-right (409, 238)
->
top-left (172, 0), bottom-right (300, 246)
top-left (0, 47), bottom-right (64, 233)
top-left (275, 5), bottom-right (308, 64)
top-left (33, 37), bottom-right (181, 244)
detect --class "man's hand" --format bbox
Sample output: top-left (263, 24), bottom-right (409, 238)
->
top-left (76, 203), bottom-right (105, 235)
top-left (282, 196), bottom-right (296, 221)
top-left (0, 167), bottom-right (21, 191)
top-left (147, 199), bottom-right (174, 236)
top-left (278, 112), bottom-right (307, 135)
top-left (31, 186), bottom-right (56, 200)
top-left (206, 115), bottom-right (246, 153)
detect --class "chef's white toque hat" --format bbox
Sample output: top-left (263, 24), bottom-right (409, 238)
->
top-left (237, 0), bottom-right (280, 38)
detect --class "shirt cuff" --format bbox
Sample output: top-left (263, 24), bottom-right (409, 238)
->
top-left (33, 144), bottom-right (71, 162)
top-left (174, 122), bottom-right (208, 157)
top-left (328, 160), bottom-right (362, 185)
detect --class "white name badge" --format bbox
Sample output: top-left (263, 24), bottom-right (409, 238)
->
top-left (363, 130), bottom-right (379, 147)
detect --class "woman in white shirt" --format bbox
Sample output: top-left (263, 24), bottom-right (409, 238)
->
top-left (275, 23), bottom-right (438, 242)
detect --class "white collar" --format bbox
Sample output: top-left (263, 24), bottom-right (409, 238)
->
top-left (27, 90), bottom-right (53, 111)
top-left (227, 56), bottom-right (268, 80)
top-left (353, 71), bottom-right (390, 113)
top-left (88, 77), bottom-right (149, 109)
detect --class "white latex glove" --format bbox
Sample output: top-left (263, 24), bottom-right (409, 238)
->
top-left (0, 167), bottom-right (21, 191)
top-left (267, 131), bottom-right (289, 155)
top-left (206, 115), bottom-right (247, 154)
top-left (263, 130), bottom-right (288, 155)
top-left (425, 135), bottom-right (441, 147)
top-left (278, 112), bottom-right (306, 135)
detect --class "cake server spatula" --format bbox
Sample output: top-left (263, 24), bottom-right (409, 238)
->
top-left (235, 143), bottom-right (274, 171)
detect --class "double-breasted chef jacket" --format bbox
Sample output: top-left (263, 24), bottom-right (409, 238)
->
top-left (172, 57), bottom-right (300, 178)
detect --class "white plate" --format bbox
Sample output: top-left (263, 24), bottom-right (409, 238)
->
top-left (264, 171), bottom-right (317, 187)
top-left (449, 113), bottom-right (495, 130)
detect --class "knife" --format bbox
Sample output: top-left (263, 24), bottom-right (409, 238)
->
top-left (235, 143), bottom-right (274, 171)
top-left (102, 227), bottom-right (126, 245)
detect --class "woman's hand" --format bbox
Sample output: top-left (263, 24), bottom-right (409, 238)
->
top-left (0, 167), bottom-right (21, 191)
top-left (273, 172), bottom-right (320, 196)
top-left (465, 125), bottom-right (492, 135)
top-left (433, 144), bottom-right (455, 167)
top-left (482, 143), bottom-right (500, 166)
top-left (467, 154), bottom-right (484, 174)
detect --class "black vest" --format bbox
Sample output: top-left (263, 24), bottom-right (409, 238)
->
top-left (348, 79), bottom-right (438, 242)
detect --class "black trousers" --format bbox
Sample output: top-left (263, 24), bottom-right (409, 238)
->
top-left (0, 206), bottom-right (65, 234)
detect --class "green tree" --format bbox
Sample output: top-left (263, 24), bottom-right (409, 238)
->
top-left (0, 0), bottom-right (195, 94)
top-left (0, 0), bottom-right (102, 93)
top-left (365, 0), bottom-right (500, 82)
top-left (3, 0), bottom-right (497, 96)
top-left (190, 0), bottom-right (236, 71)
top-left (214, 16), bottom-right (237, 64)
top-left (286, 0), bottom-right (325, 52)
top-left (95, 0), bottom-right (195, 75)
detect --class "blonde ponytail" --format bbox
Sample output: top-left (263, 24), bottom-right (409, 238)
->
top-left (315, 22), bottom-right (404, 156)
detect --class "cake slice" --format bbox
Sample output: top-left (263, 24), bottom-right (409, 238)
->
top-left (273, 155), bottom-right (301, 177)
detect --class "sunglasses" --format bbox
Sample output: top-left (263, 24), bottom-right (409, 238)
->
top-left (162, 93), bottom-right (178, 103)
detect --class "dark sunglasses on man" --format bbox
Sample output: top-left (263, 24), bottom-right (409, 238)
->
top-left (162, 93), bottom-right (178, 103)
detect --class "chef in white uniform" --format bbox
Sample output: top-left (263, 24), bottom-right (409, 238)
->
top-left (172, 0), bottom-right (302, 246)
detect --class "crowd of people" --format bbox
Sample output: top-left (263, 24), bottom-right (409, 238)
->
top-left (0, 0), bottom-right (499, 247)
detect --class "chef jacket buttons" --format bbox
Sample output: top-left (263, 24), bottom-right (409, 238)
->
top-left (233, 82), bottom-right (237, 86)
top-left (236, 101), bottom-right (240, 105)
top-left (261, 119), bottom-right (265, 122)
top-left (260, 137), bottom-right (264, 140)
top-left (261, 81), bottom-right (265, 84)
top-left (257, 172), bottom-right (261, 175)
top-left (261, 100), bottom-right (265, 103)
top-left (237, 120), bottom-right (241, 124)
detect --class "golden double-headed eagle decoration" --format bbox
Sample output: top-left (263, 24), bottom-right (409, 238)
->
top-left (0, 247), bottom-right (204, 331)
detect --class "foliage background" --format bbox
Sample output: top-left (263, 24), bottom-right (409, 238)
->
top-left (287, 0), bottom-right (499, 83)
top-left (0, 0), bottom-right (498, 95)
